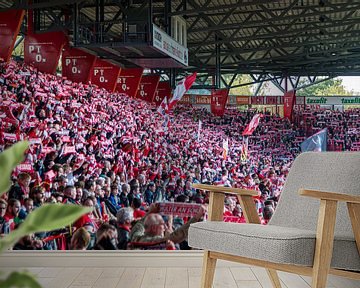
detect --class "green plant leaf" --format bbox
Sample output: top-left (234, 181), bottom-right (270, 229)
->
top-left (0, 271), bottom-right (41, 288)
top-left (0, 141), bottom-right (29, 195)
top-left (0, 204), bottom-right (91, 251)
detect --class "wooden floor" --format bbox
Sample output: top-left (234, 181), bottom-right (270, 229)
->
top-left (0, 251), bottom-right (359, 288)
top-left (1, 266), bottom-right (360, 288)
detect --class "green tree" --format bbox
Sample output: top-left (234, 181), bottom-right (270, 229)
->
top-left (296, 78), bottom-right (352, 96)
top-left (223, 74), bottom-right (252, 95)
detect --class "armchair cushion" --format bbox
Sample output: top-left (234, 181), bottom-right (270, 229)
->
top-left (189, 222), bottom-right (360, 272)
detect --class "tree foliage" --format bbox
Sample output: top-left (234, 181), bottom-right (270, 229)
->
top-left (222, 74), bottom-right (253, 95)
top-left (296, 78), bottom-right (352, 96)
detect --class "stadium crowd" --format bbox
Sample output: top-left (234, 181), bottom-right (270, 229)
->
top-left (0, 59), bottom-right (359, 250)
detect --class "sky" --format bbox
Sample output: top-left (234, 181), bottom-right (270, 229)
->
top-left (339, 77), bottom-right (360, 93)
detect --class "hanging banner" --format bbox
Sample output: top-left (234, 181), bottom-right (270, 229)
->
top-left (236, 96), bottom-right (249, 105)
top-left (179, 94), bottom-right (191, 104)
top-left (265, 96), bottom-right (278, 105)
top-left (154, 81), bottom-right (171, 106)
top-left (195, 95), bottom-right (211, 104)
top-left (136, 75), bottom-right (160, 103)
top-left (90, 58), bottom-right (121, 92)
top-left (62, 46), bottom-right (96, 84)
top-left (211, 89), bottom-right (229, 116)
top-left (24, 31), bottom-right (67, 74)
top-left (0, 10), bottom-right (25, 62)
top-left (159, 202), bottom-right (201, 217)
top-left (251, 96), bottom-right (265, 105)
top-left (283, 90), bottom-right (296, 119)
top-left (115, 68), bottom-right (143, 97)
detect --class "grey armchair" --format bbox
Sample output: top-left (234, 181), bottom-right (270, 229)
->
top-left (189, 152), bottom-right (360, 288)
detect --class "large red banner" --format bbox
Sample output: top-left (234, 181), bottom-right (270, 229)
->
top-left (0, 10), bottom-right (25, 62)
top-left (136, 75), bottom-right (160, 103)
top-left (211, 89), bottom-right (229, 116)
top-left (284, 90), bottom-right (296, 119)
top-left (115, 68), bottom-right (143, 97)
top-left (24, 31), bottom-right (67, 74)
top-left (62, 46), bottom-right (96, 84)
top-left (154, 81), bottom-right (171, 106)
top-left (90, 58), bottom-right (121, 92)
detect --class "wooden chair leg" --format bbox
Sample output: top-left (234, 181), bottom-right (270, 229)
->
top-left (201, 251), bottom-right (217, 288)
top-left (347, 203), bottom-right (360, 254)
top-left (311, 200), bottom-right (337, 288)
top-left (266, 269), bottom-right (282, 288)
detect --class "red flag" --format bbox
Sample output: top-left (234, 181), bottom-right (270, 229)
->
top-left (136, 75), bottom-right (160, 102)
top-left (157, 96), bottom-right (169, 116)
top-left (284, 90), bottom-right (296, 119)
top-left (154, 81), bottom-right (171, 106)
top-left (90, 58), bottom-right (121, 92)
top-left (0, 10), bottom-right (25, 62)
top-left (24, 31), bottom-right (67, 74)
top-left (242, 114), bottom-right (262, 136)
top-left (168, 73), bottom-right (197, 110)
top-left (211, 89), bottom-right (229, 116)
top-left (116, 68), bottom-right (143, 97)
top-left (62, 45), bottom-right (96, 84)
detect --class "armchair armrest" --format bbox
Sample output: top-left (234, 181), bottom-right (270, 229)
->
top-left (192, 184), bottom-right (260, 224)
top-left (299, 189), bottom-right (360, 204)
top-left (192, 183), bottom-right (258, 196)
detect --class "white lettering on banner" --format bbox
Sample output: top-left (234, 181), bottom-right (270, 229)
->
top-left (17, 164), bottom-right (33, 172)
top-left (29, 45), bottom-right (46, 63)
top-left (117, 77), bottom-right (129, 91)
top-left (159, 202), bottom-right (201, 217)
top-left (155, 91), bottom-right (160, 102)
top-left (65, 58), bottom-right (81, 74)
top-left (152, 24), bottom-right (188, 66)
top-left (94, 69), bottom-right (108, 83)
top-left (139, 84), bottom-right (147, 97)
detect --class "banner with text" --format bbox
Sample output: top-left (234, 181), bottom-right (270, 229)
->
top-left (24, 31), bottom-right (67, 74)
top-left (0, 10), bottom-right (25, 62)
top-left (159, 202), bottom-right (201, 217)
top-left (284, 90), bottom-right (296, 119)
top-left (116, 68), bottom-right (143, 97)
top-left (179, 94), bottom-right (191, 104)
top-left (211, 89), bottom-right (229, 116)
top-left (62, 46), bottom-right (96, 84)
top-left (195, 95), bottom-right (211, 104)
top-left (154, 81), bottom-right (171, 106)
top-left (152, 24), bottom-right (188, 66)
top-left (236, 96), bottom-right (250, 105)
top-left (90, 58), bottom-right (121, 92)
top-left (251, 96), bottom-right (265, 105)
top-left (305, 96), bottom-right (360, 105)
top-left (136, 75), bottom-right (160, 103)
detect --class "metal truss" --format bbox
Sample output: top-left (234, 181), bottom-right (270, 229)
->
top-left (2, 0), bottom-right (360, 88)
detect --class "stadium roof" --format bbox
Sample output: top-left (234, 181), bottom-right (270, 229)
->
top-left (1, 0), bottom-right (360, 80)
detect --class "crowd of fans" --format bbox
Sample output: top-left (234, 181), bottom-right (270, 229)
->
top-left (0, 59), bottom-right (359, 250)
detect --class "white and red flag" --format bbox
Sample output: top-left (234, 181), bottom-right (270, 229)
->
top-left (168, 72), bottom-right (197, 110)
top-left (242, 114), bottom-right (262, 136)
top-left (157, 96), bottom-right (169, 116)
top-left (223, 138), bottom-right (229, 160)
